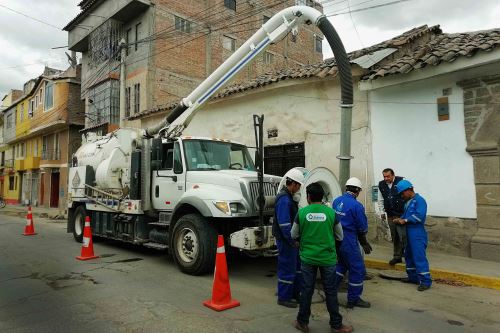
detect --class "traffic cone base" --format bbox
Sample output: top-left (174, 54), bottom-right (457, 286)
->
top-left (76, 254), bottom-right (99, 261)
top-left (203, 298), bottom-right (240, 311)
top-left (23, 206), bottom-right (37, 236)
top-left (76, 216), bottom-right (99, 261)
top-left (203, 235), bottom-right (240, 311)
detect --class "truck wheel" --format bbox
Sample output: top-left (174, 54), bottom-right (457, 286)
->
top-left (171, 213), bottom-right (217, 275)
top-left (72, 206), bottom-right (86, 243)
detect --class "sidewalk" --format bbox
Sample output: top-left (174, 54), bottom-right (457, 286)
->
top-left (0, 204), bottom-right (66, 220)
top-left (366, 244), bottom-right (500, 290)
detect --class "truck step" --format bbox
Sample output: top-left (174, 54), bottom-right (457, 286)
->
top-left (143, 242), bottom-right (168, 250)
top-left (148, 222), bottom-right (169, 228)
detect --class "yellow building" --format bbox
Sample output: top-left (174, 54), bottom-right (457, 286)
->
top-left (2, 66), bottom-right (84, 208)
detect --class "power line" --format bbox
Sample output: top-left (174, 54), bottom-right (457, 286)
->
top-left (0, 4), bottom-right (62, 30)
top-left (326, 0), bottom-right (411, 16)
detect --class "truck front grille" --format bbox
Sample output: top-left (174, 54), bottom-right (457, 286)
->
top-left (249, 181), bottom-right (279, 213)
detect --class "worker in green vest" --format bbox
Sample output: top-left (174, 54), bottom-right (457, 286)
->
top-left (291, 182), bottom-right (353, 333)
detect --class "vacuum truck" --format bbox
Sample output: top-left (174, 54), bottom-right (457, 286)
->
top-left (66, 5), bottom-right (353, 275)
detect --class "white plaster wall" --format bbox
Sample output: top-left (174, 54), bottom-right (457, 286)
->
top-left (369, 75), bottom-right (476, 218)
top-left (144, 78), bottom-right (374, 208)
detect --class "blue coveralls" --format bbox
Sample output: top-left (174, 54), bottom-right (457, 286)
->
top-left (401, 193), bottom-right (432, 287)
top-left (332, 192), bottom-right (368, 303)
top-left (274, 188), bottom-right (301, 302)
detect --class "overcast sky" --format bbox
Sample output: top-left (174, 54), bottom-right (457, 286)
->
top-left (1, 0), bottom-right (499, 99)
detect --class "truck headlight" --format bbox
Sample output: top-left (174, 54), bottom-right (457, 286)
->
top-left (230, 202), bottom-right (247, 214)
top-left (213, 201), bottom-right (230, 214)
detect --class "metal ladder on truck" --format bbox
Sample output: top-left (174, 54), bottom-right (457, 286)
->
top-left (84, 184), bottom-right (121, 212)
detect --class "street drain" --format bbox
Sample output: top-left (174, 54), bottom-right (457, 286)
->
top-left (447, 320), bottom-right (464, 326)
top-left (110, 258), bottom-right (143, 263)
top-left (99, 254), bottom-right (117, 258)
top-left (409, 308), bottom-right (425, 313)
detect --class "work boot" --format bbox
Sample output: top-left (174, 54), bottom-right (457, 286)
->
top-left (278, 299), bottom-right (298, 308)
top-left (417, 284), bottom-right (431, 291)
top-left (331, 324), bottom-right (354, 333)
top-left (389, 258), bottom-right (402, 265)
top-left (294, 320), bottom-right (309, 333)
top-left (347, 298), bottom-right (371, 308)
top-left (401, 278), bottom-right (417, 284)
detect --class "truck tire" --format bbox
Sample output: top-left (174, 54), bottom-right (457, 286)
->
top-left (171, 213), bottom-right (217, 275)
top-left (71, 205), bottom-right (86, 243)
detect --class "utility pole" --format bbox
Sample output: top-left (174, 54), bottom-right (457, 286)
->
top-left (119, 38), bottom-right (126, 128)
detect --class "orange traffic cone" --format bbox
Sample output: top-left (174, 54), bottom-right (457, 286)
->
top-left (203, 235), bottom-right (240, 311)
top-left (23, 206), bottom-right (37, 236)
top-left (76, 216), bottom-right (99, 261)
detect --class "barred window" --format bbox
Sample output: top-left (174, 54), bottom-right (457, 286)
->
top-left (224, 0), bottom-right (236, 11)
top-left (175, 16), bottom-right (191, 33)
top-left (222, 35), bottom-right (236, 51)
top-left (134, 83), bottom-right (140, 114)
top-left (315, 35), bottom-right (323, 53)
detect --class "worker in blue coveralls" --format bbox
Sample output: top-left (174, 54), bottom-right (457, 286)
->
top-left (273, 168), bottom-right (305, 308)
top-left (393, 180), bottom-right (432, 291)
top-left (333, 177), bottom-right (372, 308)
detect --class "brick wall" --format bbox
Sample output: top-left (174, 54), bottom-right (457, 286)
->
top-left (151, 0), bottom-right (323, 107)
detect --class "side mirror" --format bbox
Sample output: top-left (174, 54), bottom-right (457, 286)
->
top-left (151, 160), bottom-right (161, 171)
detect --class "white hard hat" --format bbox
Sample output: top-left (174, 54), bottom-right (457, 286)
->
top-left (346, 177), bottom-right (363, 189)
top-left (286, 168), bottom-right (305, 185)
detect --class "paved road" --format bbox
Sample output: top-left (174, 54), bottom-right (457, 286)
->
top-left (1, 213), bottom-right (499, 333)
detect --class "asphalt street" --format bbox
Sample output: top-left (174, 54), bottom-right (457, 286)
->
top-left (1, 212), bottom-right (499, 333)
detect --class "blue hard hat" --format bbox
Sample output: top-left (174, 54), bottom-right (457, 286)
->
top-left (396, 179), bottom-right (413, 194)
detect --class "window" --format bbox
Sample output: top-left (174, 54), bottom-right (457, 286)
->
top-left (6, 114), bottom-right (13, 128)
top-left (264, 143), bottom-right (305, 176)
top-left (134, 83), bottom-right (140, 114)
top-left (34, 140), bottom-right (38, 157)
top-left (173, 142), bottom-right (183, 174)
top-left (19, 104), bottom-right (24, 122)
top-left (54, 133), bottom-right (60, 159)
top-left (263, 15), bottom-right (270, 24)
top-left (125, 87), bottom-right (131, 117)
top-left (42, 135), bottom-right (48, 159)
top-left (29, 99), bottom-right (34, 118)
top-left (126, 28), bottom-right (132, 55)
top-left (175, 16), bottom-right (191, 33)
top-left (39, 89), bottom-right (43, 105)
top-left (315, 35), bottom-right (322, 53)
top-left (263, 51), bottom-right (274, 64)
top-left (9, 176), bottom-right (15, 191)
top-left (135, 22), bottom-right (141, 51)
top-left (222, 35), bottom-right (236, 51)
top-left (44, 82), bottom-right (54, 110)
top-left (183, 140), bottom-right (256, 171)
top-left (224, 0), bottom-right (236, 11)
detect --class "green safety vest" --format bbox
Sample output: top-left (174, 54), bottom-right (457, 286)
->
top-left (297, 204), bottom-right (337, 266)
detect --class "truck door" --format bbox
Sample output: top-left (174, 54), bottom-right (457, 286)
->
top-left (151, 142), bottom-right (185, 211)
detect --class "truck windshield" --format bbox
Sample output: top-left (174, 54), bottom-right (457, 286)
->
top-left (183, 140), bottom-right (256, 171)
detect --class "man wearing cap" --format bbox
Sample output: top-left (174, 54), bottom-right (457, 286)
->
top-left (394, 180), bottom-right (432, 291)
top-left (332, 177), bottom-right (372, 308)
top-left (273, 169), bottom-right (305, 308)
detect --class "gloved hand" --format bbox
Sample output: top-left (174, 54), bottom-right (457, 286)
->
top-left (361, 242), bottom-right (372, 254)
top-left (358, 232), bottom-right (372, 255)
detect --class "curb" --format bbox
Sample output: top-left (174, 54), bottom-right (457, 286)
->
top-left (365, 258), bottom-right (500, 291)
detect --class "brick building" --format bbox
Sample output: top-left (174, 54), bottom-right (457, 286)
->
top-left (63, 0), bottom-right (324, 133)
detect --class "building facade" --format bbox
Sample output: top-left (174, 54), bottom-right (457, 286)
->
top-left (1, 66), bottom-right (85, 210)
top-left (64, 0), bottom-right (323, 133)
top-left (134, 25), bottom-right (500, 260)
